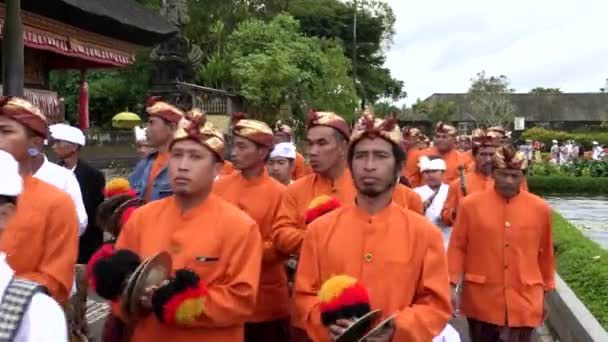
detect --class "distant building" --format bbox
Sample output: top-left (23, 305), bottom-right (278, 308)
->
top-left (400, 93), bottom-right (608, 133)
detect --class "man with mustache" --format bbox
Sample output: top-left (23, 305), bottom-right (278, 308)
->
top-left (293, 112), bottom-right (450, 341)
top-left (213, 114), bottom-right (289, 341)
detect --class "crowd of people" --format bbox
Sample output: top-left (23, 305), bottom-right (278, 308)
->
top-left (0, 95), bottom-right (556, 342)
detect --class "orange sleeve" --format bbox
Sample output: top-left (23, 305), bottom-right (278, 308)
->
top-left (272, 189), bottom-right (306, 255)
top-left (440, 180), bottom-right (459, 226)
top-left (539, 206), bottom-right (555, 292)
top-left (262, 186), bottom-right (288, 263)
top-left (447, 199), bottom-right (470, 283)
top-left (193, 222), bottom-right (262, 328)
top-left (392, 226), bottom-right (451, 341)
top-left (405, 149), bottom-right (422, 187)
top-left (21, 198), bottom-right (78, 303)
top-left (292, 153), bottom-right (306, 180)
top-left (408, 190), bottom-right (424, 215)
top-left (293, 223), bottom-right (331, 342)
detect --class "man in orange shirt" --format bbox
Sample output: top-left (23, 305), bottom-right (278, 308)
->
top-left (213, 116), bottom-right (290, 341)
top-left (404, 122), bottom-right (473, 187)
top-left (114, 113), bottom-right (262, 341)
top-left (129, 97), bottom-right (184, 202)
top-left (447, 145), bottom-right (555, 342)
top-left (294, 112), bottom-right (451, 341)
top-left (0, 96), bottom-right (78, 304)
top-left (274, 120), bottom-right (310, 180)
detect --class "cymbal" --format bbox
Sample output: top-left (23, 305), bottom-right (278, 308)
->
top-left (335, 309), bottom-right (382, 342)
top-left (358, 313), bottom-right (397, 341)
top-left (122, 252), bottom-right (172, 320)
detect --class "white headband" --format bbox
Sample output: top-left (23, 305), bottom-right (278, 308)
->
top-left (419, 156), bottom-right (446, 172)
top-left (270, 142), bottom-right (296, 159)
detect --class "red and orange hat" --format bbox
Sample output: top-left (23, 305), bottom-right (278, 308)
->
top-left (231, 112), bottom-right (274, 148)
top-left (318, 275), bottom-right (371, 326)
top-left (307, 110), bottom-right (351, 140)
top-left (146, 96), bottom-right (184, 123)
top-left (0, 96), bottom-right (48, 138)
top-left (402, 126), bottom-right (422, 139)
top-left (305, 195), bottom-right (341, 224)
top-left (350, 109), bottom-right (401, 147)
top-left (494, 145), bottom-right (527, 170)
top-left (274, 120), bottom-right (293, 137)
top-left (172, 110), bottom-right (225, 161)
top-left (471, 128), bottom-right (501, 148)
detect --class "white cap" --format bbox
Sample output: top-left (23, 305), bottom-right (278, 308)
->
top-left (552, 140), bottom-right (558, 144)
top-left (0, 150), bottom-right (22, 197)
top-left (49, 123), bottom-right (86, 146)
top-left (593, 141), bottom-right (599, 145)
top-left (419, 156), bottom-right (446, 172)
top-left (270, 142), bottom-right (296, 160)
top-left (134, 126), bottom-right (147, 143)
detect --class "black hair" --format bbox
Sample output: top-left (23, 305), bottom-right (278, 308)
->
top-left (426, 155), bottom-right (443, 161)
top-left (347, 139), bottom-right (406, 172)
top-left (0, 195), bottom-right (17, 206)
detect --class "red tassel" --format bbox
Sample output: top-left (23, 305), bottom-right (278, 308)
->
top-left (305, 198), bottom-right (341, 224)
top-left (87, 244), bottom-right (115, 290)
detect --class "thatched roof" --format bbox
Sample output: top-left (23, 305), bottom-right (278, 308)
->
top-left (10, 0), bottom-right (177, 46)
top-left (407, 93), bottom-right (608, 122)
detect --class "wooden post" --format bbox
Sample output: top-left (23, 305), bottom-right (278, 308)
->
top-left (2, 0), bottom-right (24, 97)
top-left (78, 69), bottom-right (89, 129)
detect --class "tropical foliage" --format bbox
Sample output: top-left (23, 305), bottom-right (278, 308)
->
top-left (529, 160), bottom-right (608, 178)
top-left (521, 127), bottom-right (608, 148)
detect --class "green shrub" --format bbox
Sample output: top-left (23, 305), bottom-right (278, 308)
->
top-left (528, 176), bottom-right (608, 194)
top-left (521, 127), bottom-right (608, 148)
top-left (529, 160), bottom-right (608, 177)
top-left (552, 212), bottom-right (608, 329)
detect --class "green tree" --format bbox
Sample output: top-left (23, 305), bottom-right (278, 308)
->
top-left (466, 71), bottom-right (517, 128)
top-left (372, 101), bottom-right (401, 117)
top-left (529, 87), bottom-right (562, 95)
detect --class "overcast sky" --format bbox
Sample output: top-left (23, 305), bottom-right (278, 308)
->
top-left (384, 0), bottom-right (608, 105)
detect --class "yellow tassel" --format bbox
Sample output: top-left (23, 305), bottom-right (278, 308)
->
top-left (318, 275), bottom-right (357, 303)
top-left (175, 298), bottom-right (205, 325)
top-left (308, 195), bottom-right (333, 209)
top-left (105, 178), bottom-right (131, 193)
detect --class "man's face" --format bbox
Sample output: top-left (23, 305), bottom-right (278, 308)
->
top-left (51, 140), bottom-right (78, 160)
top-left (146, 117), bottom-right (174, 148)
top-left (306, 126), bottom-right (346, 175)
top-left (351, 137), bottom-right (398, 198)
top-left (458, 140), bottom-right (472, 151)
top-left (0, 116), bottom-right (32, 162)
top-left (422, 170), bottom-right (444, 188)
top-left (475, 146), bottom-right (496, 175)
top-left (493, 168), bottom-right (523, 198)
top-left (169, 139), bottom-right (219, 196)
top-left (273, 134), bottom-right (290, 144)
top-left (434, 132), bottom-right (455, 153)
top-left (231, 135), bottom-right (268, 171)
top-left (267, 157), bottom-right (293, 185)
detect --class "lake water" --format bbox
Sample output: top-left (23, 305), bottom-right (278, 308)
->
top-left (545, 196), bottom-right (608, 248)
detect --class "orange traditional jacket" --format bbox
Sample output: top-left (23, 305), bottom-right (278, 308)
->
top-left (115, 195), bottom-right (262, 341)
top-left (213, 170), bottom-right (289, 323)
top-left (272, 169), bottom-right (423, 256)
top-left (294, 203), bottom-right (451, 341)
top-left (219, 160), bottom-right (234, 177)
top-left (403, 147), bottom-right (474, 188)
top-left (447, 189), bottom-right (555, 327)
top-left (292, 152), bottom-right (311, 180)
top-left (0, 176), bottom-right (78, 303)
top-left (440, 171), bottom-right (529, 226)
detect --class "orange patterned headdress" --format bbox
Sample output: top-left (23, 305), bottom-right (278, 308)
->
top-left (350, 109), bottom-right (401, 147)
top-left (0, 96), bottom-right (48, 137)
top-left (172, 111), bottom-right (225, 161)
top-left (471, 128), bottom-right (501, 147)
top-left (402, 126), bottom-right (422, 139)
top-left (493, 145), bottom-right (527, 170)
top-left (274, 120), bottom-right (293, 137)
top-left (231, 113), bottom-right (274, 148)
top-left (435, 121), bottom-right (457, 136)
top-left (307, 110), bottom-right (351, 140)
top-left (146, 96), bottom-right (184, 123)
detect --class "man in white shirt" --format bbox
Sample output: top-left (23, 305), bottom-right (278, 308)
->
top-left (0, 150), bottom-right (68, 342)
top-left (414, 156), bottom-right (450, 246)
top-left (267, 142), bottom-right (296, 185)
top-left (29, 138), bottom-right (87, 235)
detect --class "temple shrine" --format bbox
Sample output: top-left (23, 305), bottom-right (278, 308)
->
top-left (0, 0), bottom-right (176, 126)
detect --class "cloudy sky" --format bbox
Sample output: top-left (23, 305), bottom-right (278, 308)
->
top-left (384, 0), bottom-right (608, 105)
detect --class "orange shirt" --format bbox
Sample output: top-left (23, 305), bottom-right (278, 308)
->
top-left (116, 195), bottom-right (262, 341)
top-left (1, 176), bottom-right (78, 303)
top-left (213, 171), bottom-right (289, 323)
top-left (441, 171), bottom-right (529, 226)
top-left (291, 152), bottom-right (310, 180)
top-left (404, 147), bottom-right (474, 188)
top-left (143, 152), bottom-right (169, 201)
top-left (219, 160), bottom-right (234, 177)
top-left (272, 170), bottom-right (422, 256)
top-left (294, 203), bottom-right (451, 341)
top-left (447, 189), bottom-right (555, 327)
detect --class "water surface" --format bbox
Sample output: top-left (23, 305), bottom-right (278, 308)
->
top-left (545, 196), bottom-right (608, 248)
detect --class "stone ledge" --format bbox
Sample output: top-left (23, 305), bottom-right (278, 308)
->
top-left (545, 273), bottom-right (608, 342)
